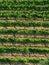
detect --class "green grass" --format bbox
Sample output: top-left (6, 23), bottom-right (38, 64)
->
top-left (0, 21), bottom-right (49, 27)
top-left (0, 37), bottom-right (49, 44)
top-left (0, 29), bottom-right (49, 35)
top-left (0, 46), bottom-right (49, 53)
top-left (0, 11), bottom-right (49, 18)
top-left (0, 57), bottom-right (45, 63)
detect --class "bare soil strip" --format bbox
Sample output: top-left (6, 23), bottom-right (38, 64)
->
top-left (0, 43), bottom-right (49, 48)
top-left (0, 34), bottom-right (49, 39)
top-left (0, 27), bottom-right (49, 30)
top-left (0, 53), bottom-right (47, 58)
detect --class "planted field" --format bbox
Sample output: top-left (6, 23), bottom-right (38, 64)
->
top-left (0, 0), bottom-right (49, 65)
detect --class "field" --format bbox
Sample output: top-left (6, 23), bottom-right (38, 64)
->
top-left (0, 0), bottom-right (49, 65)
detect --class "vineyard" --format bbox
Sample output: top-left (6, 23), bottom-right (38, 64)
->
top-left (0, 0), bottom-right (49, 65)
